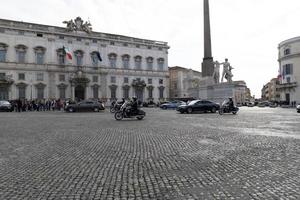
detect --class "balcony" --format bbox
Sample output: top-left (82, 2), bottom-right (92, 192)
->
top-left (0, 75), bottom-right (14, 85)
top-left (276, 82), bottom-right (297, 91)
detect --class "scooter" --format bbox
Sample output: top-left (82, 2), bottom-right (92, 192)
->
top-left (219, 100), bottom-right (239, 115)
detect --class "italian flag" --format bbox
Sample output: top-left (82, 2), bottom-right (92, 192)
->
top-left (63, 46), bottom-right (72, 60)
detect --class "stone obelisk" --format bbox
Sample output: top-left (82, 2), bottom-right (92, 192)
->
top-left (202, 0), bottom-right (214, 77)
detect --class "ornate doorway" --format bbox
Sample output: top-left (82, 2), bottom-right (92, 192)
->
top-left (135, 88), bottom-right (144, 102)
top-left (75, 85), bottom-right (85, 101)
top-left (132, 79), bottom-right (146, 102)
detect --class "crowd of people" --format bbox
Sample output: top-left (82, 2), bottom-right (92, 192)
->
top-left (9, 99), bottom-right (71, 112)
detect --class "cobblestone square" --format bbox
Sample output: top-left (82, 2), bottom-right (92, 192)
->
top-left (0, 107), bottom-right (299, 199)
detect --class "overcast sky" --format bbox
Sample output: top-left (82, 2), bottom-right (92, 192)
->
top-left (2, 0), bottom-right (300, 97)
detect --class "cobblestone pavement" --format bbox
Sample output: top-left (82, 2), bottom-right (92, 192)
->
top-left (0, 107), bottom-right (299, 200)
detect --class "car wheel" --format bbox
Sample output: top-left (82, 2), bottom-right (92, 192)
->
top-left (232, 111), bottom-right (237, 115)
top-left (137, 116), bottom-right (144, 120)
top-left (68, 107), bottom-right (74, 112)
top-left (187, 108), bottom-right (193, 114)
top-left (162, 106), bottom-right (167, 110)
top-left (211, 107), bottom-right (216, 113)
top-left (94, 107), bottom-right (99, 112)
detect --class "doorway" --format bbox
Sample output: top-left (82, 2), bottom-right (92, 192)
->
top-left (0, 87), bottom-right (8, 100)
top-left (75, 85), bottom-right (85, 101)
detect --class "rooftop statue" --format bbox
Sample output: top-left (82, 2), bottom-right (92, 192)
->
top-left (63, 17), bottom-right (92, 33)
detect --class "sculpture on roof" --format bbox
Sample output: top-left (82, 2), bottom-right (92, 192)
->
top-left (63, 17), bottom-right (92, 33)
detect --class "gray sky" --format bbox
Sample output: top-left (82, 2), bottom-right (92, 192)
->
top-left (2, 0), bottom-right (300, 97)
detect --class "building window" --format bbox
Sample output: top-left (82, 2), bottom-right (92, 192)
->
top-left (0, 43), bottom-right (8, 62)
top-left (284, 48), bottom-right (291, 55)
top-left (34, 46), bottom-right (46, 65)
top-left (36, 73), bottom-right (44, 81)
top-left (123, 43), bottom-right (128, 47)
top-left (148, 87), bottom-right (153, 99)
top-left (283, 64), bottom-right (293, 76)
top-left (37, 33), bottom-right (43, 37)
top-left (110, 87), bottom-right (117, 99)
top-left (59, 87), bottom-right (66, 99)
top-left (111, 76), bottom-right (116, 83)
top-left (18, 87), bottom-right (26, 99)
top-left (146, 57), bottom-right (153, 70)
top-left (57, 48), bottom-right (65, 65)
top-left (159, 87), bottom-right (164, 99)
top-left (108, 53), bottom-right (117, 68)
top-left (18, 73), bottom-right (25, 80)
top-left (59, 74), bottom-right (65, 82)
top-left (15, 45), bottom-right (27, 63)
top-left (286, 77), bottom-right (291, 83)
top-left (37, 88), bottom-right (44, 99)
top-left (122, 54), bottom-right (130, 69)
top-left (124, 77), bottom-right (129, 83)
top-left (93, 87), bottom-right (99, 99)
top-left (134, 56), bottom-right (142, 70)
top-left (91, 52), bottom-right (99, 67)
top-left (123, 87), bottom-right (129, 99)
top-left (59, 36), bottom-right (64, 39)
top-left (157, 58), bottom-right (165, 71)
top-left (148, 78), bottom-right (152, 84)
top-left (0, 73), bottom-right (5, 79)
top-left (159, 79), bottom-right (163, 84)
top-left (93, 76), bottom-right (98, 82)
top-left (110, 41), bottom-right (115, 45)
top-left (74, 50), bottom-right (84, 66)
top-left (76, 38), bottom-right (82, 41)
top-left (92, 39), bottom-right (97, 43)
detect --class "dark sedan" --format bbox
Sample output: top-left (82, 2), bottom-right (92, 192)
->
top-left (176, 100), bottom-right (220, 114)
top-left (65, 100), bottom-right (105, 112)
top-left (0, 101), bottom-right (13, 112)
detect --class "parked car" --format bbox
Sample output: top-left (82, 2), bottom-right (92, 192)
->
top-left (297, 104), bottom-right (300, 113)
top-left (65, 100), bottom-right (105, 112)
top-left (160, 100), bottom-right (186, 109)
top-left (176, 100), bottom-right (220, 114)
top-left (0, 101), bottom-right (13, 112)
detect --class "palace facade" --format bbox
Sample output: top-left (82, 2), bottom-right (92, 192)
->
top-left (0, 17), bottom-right (169, 103)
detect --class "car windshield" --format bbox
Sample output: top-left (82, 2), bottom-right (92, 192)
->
top-left (188, 100), bottom-right (199, 105)
top-left (0, 101), bottom-right (10, 105)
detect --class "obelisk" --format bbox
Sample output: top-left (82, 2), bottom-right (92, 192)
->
top-left (202, 0), bottom-right (214, 77)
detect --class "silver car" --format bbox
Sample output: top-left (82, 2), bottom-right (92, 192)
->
top-left (0, 101), bottom-right (13, 112)
top-left (297, 104), bottom-right (300, 113)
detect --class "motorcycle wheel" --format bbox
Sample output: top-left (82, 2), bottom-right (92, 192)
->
top-left (218, 109), bottom-right (224, 115)
top-left (114, 111), bottom-right (123, 120)
top-left (110, 107), bottom-right (115, 113)
top-left (137, 116), bottom-right (144, 120)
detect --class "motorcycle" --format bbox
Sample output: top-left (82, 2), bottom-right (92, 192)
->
top-left (219, 100), bottom-right (239, 115)
top-left (114, 101), bottom-right (146, 120)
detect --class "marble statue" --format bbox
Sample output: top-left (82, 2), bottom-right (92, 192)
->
top-left (213, 61), bottom-right (220, 84)
top-left (221, 58), bottom-right (234, 83)
top-left (63, 17), bottom-right (92, 33)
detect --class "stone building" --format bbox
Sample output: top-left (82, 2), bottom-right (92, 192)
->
top-left (277, 37), bottom-right (300, 105)
top-left (169, 66), bottom-right (202, 99)
top-left (0, 17), bottom-right (169, 103)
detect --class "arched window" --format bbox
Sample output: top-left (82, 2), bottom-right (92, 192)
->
top-left (56, 48), bottom-right (66, 65)
top-left (34, 46), bottom-right (46, 65)
top-left (122, 54), bottom-right (130, 69)
top-left (108, 53), bottom-right (117, 68)
top-left (134, 56), bottom-right (142, 70)
top-left (157, 58), bottom-right (165, 71)
top-left (15, 44), bottom-right (27, 63)
top-left (146, 57), bottom-right (153, 70)
top-left (74, 50), bottom-right (84, 66)
top-left (0, 43), bottom-right (8, 62)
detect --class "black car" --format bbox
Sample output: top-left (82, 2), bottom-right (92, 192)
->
top-left (0, 101), bottom-right (13, 112)
top-left (65, 100), bottom-right (105, 112)
top-left (176, 100), bottom-right (220, 114)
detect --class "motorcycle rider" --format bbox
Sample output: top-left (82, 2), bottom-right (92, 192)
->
top-left (131, 96), bottom-right (139, 115)
top-left (228, 97), bottom-right (234, 110)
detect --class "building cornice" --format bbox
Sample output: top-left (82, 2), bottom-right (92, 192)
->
top-left (0, 18), bottom-right (169, 49)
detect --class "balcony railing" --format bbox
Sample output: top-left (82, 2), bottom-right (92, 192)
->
top-left (276, 82), bottom-right (297, 90)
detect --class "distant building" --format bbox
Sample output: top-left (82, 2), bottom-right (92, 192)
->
top-left (277, 37), bottom-right (300, 105)
top-left (0, 17), bottom-right (169, 103)
top-left (169, 66), bottom-right (202, 99)
top-left (261, 78), bottom-right (281, 102)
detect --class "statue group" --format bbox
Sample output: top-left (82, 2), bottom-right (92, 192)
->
top-left (63, 17), bottom-right (92, 33)
top-left (213, 58), bottom-right (234, 84)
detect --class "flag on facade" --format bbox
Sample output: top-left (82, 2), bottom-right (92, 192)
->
top-left (96, 51), bottom-right (102, 61)
top-left (63, 46), bottom-right (72, 60)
